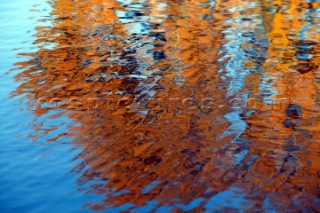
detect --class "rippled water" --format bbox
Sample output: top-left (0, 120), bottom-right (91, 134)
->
top-left (1, 0), bottom-right (320, 212)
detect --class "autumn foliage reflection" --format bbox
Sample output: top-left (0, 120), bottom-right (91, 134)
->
top-left (12, 0), bottom-right (320, 211)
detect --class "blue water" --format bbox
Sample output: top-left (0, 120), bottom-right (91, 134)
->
top-left (0, 1), bottom-right (99, 212)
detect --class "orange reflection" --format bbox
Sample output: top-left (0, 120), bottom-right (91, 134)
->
top-left (12, 0), bottom-right (320, 211)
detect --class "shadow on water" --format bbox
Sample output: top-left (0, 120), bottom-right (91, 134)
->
top-left (10, 0), bottom-right (320, 211)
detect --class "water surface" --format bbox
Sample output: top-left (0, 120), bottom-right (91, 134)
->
top-left (1, 0), bottom-right (320, 212)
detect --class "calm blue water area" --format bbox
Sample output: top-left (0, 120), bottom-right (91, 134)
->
top-left (0, 1), bottom-right (103, 212)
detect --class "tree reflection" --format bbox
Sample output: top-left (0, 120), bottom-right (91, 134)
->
top-left (12, 0), bottom-right (320, 211)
